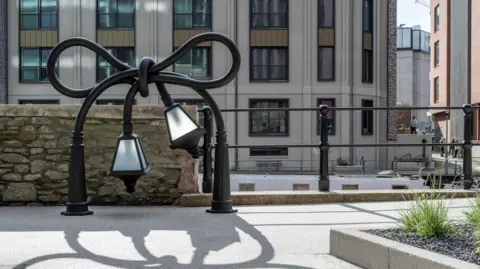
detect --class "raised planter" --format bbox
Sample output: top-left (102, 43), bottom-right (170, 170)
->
top-left (330, 228), bottom-right (480, 269)
top-left (334, 165), bottom-right (363, 174)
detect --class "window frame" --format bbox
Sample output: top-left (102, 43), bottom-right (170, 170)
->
top-left (248, 98), bottom-right (290, 137)
top-left (19, 0), bottom-right (59, 30)
top-left (172, 46), bottom-right (213, 79)
top-left (317, 0), bottom-right (335, 81)
top-left (19, 47), bottom-right (58, 83)
top-left (434, 41), bottom-right (439, 67)
top-left (316, 98), bottom-right (336, 135)
top-left (18, 99), bottom-right (60, 104)
top-left (96, 0), bottom-right (136, 29)
top-left (434, 5), bottom-right (440, 32)
top-left (434, 77), bottom-right (439, 104)
top-left (249, 47), bottom-right (289, 82)
top-left (96, 47), bottom-right (136, 82)
top-left (361, 99), bottom-right (374, 135)
top-left (249, 148), bottom-right (289, 157)
top-left (362, 0), bottom-right (373, 84)
top-left (173, 0), bottom-right (212, 29)
top-left (249, 0), bottom-right (289, 29)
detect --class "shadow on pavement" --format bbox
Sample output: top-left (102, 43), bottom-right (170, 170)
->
top-left (2, 207), bottom-right (317, 269)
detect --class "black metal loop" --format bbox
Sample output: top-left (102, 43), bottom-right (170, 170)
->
top-left (138, 57), bottom-right (155, 98)
top-left (46, 32), bottom-right (241, 98)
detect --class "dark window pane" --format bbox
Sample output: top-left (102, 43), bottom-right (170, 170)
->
top-left (21, 68), bottom-right (39, 82)
top-left (117, 13), bottom-right (135, 28)
top-left (173, 47), bottom-right (211, 79)
top-left (250, 148), bottom-right (288, 156)
top-left (318, 0), bottom-right (334, 27)
top-left (175, 0), bottom-right (192, 13)
top-left (251, 66), bottom-right (269, 80)
top-left (40, 49), bottom-right (51, 66)
top-left (251, 0), bottom-right (287, 28)
top-left (40, 67), bottom-right (49, 81)
top-left (318, 47), bottom-right (334, 80)
top-left (251, 48), bottom-right (269, 65)
top-left (41, 0), bottom-right (57, 13)
top-left (174, 0), bottom-right (211, 29)
top-left (19, 99), bottom-right (59, 104)
top-left (363, 0), bottom-right (372, 32)
top-left (362, 49), bottom-right (373, 83)
top-left (175, 14), bottom-right (193, 28)
top-left (40, 13), bottom-right (56, 28)
top-left (270, 0), bottom-right (288, 13)
top-left (21, 0), bottom-right (38, 13)
top-left (251, 0), bottom-right (269, 13)
top-left (98, 0), bottom-right (118, 13)
top-left (269, 13), bottom-right (287, 28)
top-left (270, 66), bottom-right (287, 80)
top-left (21, 14), bottom-right (38, 29)
top-left (118, 0), bottom-right (135, 13)
top-left (251, 14), bottom-right (269, 28)
top-left (362, 100), bottom-right (374, 135)
top-left (22, 49), bottom-right (40, 66)
top-left (98, 14), bottom-right (117, 28)
top-left (192, 13), bottom-right (211, 28)
top-left (249, 100), bottom-right (289, 135)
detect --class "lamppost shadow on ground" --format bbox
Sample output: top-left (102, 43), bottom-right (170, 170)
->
top-left (4, 208), bottom-right (316, 269)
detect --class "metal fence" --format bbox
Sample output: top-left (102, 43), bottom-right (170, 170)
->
top-left (198, 105), bottom-right (479, 191)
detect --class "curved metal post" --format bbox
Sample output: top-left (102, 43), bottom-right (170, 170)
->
top-left (47, 32), bottom-right (240, 216)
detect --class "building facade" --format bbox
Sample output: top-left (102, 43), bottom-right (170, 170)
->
top-left (0, 0), bottom-right (397, 171)
top-left (429, 0), bottom-right (474, 142)
top-left (397, 26), bottom-right (430, 130)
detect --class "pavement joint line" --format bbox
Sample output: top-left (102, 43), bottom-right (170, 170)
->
top-left (340, 204), bottom-right (401, 222)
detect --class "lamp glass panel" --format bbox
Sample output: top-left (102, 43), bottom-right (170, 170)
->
top-left (112, 139), bottom-right (141, 171)
top-left (166, 106), bottom-right (199, 141)
top-left (135, 139), bottom-right (147, 169)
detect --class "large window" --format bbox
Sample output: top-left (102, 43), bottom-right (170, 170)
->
top-left (434, 41), bottom-right (439, 66)
top-left (250, 48), bottom-right (288, 81)
top-left (19, 99), bottom-right (59, 104)
top-left (434, 5), bottom-right (440, 32)
top-left (20, 48), bottom-right (57, 82)
top-left (362, 0), bottom-right (373, 83)
top-left (317, 98), bottom-right (336, 135)
top-left (173, 47), bottom-right (211, 79)
top-left (20, 0), bottom-right (57, 29)
top-left (249, 99), bottom-right (289, 136)
top-left (434, 77), bottom-right (439, 104)
top-left (97, 0), bottom-right (135, 29)
top-left (250, 0), bottom-right (288, 28)
top-left (174, 0), bottom-right (212, 29)
top-left (176, 99), bottom-right (207, 127)
top-left (97, 47), bottom-right (135, 82)
top-left (361, 99), bottom-right (374, 135)
top-left (318, 0), bottom-right (335, 81)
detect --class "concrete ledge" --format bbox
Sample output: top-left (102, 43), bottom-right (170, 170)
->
top-left (177, 189), bottom-right (476, 207)
top-left (330, 228), bottom-right (479, 269)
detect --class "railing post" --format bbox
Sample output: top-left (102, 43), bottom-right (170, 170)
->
top-left (421, 138), bottom-right (427, 158)
top-left (318, 105), bottom-right (330, 191)
top-left (202, 106), bottom-right (214, 193)
top-left (463, 104), bottom-right (473, 190)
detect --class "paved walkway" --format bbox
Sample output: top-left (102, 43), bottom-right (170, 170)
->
top-left (0, 198), bottom-right (474, 269)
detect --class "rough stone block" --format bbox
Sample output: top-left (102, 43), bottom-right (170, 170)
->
top-left (2, 183), bottom-right (37, 202)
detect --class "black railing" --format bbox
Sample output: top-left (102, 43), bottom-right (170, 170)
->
top-left (198, 105), bottom-right (479, 192)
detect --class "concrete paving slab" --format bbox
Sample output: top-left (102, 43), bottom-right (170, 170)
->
top-left (0, 199), bottom-right (474, 269)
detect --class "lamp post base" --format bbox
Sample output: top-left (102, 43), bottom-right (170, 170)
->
top-left (206, 200), bottom-right (238, 214)
top-left (61, 202), bottom-right (94, 216)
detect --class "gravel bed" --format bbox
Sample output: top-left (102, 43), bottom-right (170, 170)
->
top-left (365, 224), bottom-right (480, 265)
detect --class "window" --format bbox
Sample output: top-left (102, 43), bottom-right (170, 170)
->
top-left (97, 47), bottom-right (135, 82)
top-left (176, 99), bottom-right (207, 127)
top-left (173, 47), bottom-right (211, 79)
top-left (249, 99), bottom-right (289, 136)
top-left (173, 0), bottom-right (212, 29)
top-left (20, 48), bottom-right (58, 82)
top-left (97, 0), bottom-right (135, 29)
top-left (434, 41), bottom-right (439, 66)
top-left (362, 99), bottom-right (374, 135)
top-left (20, 0), bottom-right (57, 29)
top-left (362, 0), bottom-right (373, 83)
top-left (250, 148), bottom-right (288, 156)
top-left (250, 47), bottom-right (288, 81)
top-left (96, 99), bottom-right (137, 105)
top-left (19, 99), bottom-right (59, 104)
top-left (250, 0), bottom-right (288, 28)
top-left (434, 77), bottom-right (439, 103)
top-left (318, 0), bottom-right (335, 81)
top-left (434, 5), bottom-right (440, 32)
top-left (317, 99), bottom-right (336, 135)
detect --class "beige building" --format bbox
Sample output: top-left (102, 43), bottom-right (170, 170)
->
top-left (1, 0), bottom-right (397, 171)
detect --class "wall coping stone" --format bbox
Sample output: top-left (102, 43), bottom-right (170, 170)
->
top-left (0, 104), bottom-right (198, 119)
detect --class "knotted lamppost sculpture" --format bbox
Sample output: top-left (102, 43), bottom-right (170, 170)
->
top-left (46, 32), bottom-right (240, 216)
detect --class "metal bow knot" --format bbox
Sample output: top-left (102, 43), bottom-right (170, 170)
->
top-left (46, 32), bottom-right (241, 99)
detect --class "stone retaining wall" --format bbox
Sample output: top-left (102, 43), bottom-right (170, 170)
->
top-left (0, 105), bottom-right (199, 206)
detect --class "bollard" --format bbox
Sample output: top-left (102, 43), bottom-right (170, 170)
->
top-left (319, 105), bottom-right (330, 191)
top-left (463, 104), bottom-right (473, 190)
top-left (202, 106), bottom-right (214, 193)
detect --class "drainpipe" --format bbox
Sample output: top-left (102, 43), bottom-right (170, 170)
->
top-left (348, 1), bottom-right (354, 164)
top-left (234, 0), bottom-right (239, 170)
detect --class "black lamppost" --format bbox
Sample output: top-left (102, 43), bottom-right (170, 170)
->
top-left (47, 33), bottom-right (240, 216)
